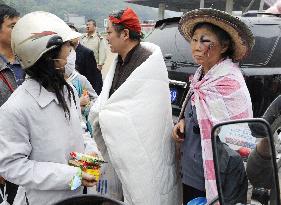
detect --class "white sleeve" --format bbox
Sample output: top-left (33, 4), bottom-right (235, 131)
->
top-left (0, 107), bottom-right (79, 191)
top-left (83, 132), bottom-right (101, 155)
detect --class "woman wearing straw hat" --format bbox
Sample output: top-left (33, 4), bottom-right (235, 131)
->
top-left (172, 8), bottom-right (255, 204)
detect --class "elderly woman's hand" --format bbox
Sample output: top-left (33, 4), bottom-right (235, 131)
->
top-left (172, 119), bottom-right (185, 143)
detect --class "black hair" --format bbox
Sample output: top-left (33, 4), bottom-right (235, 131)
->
top-left (87, 19), bottom-right (96, 27)
top-left (192, 22), bottom-right (234, 59)
top-left (25, 45), bottom-right (76, 119)
top-left (110, 9), bottom-right (143, 41)
top-left (0, 4), bottom-right (19, 29)
top-left (112, 23), bottom-right (143, 41)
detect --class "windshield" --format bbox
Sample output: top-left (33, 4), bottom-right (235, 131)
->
top-left (145, 23), bottom-right (195, 64)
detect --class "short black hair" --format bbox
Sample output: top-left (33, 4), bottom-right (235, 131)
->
top-left (0, 4), bottom-right (19, 28)
top-left (112, 23), bottom-right (143, 41)
top-left (87, 19), bottom-right (96, 27)
top-left (192, 22), bottom-right (234, 59)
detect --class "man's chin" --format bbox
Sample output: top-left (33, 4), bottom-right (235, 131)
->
top-left (110, 48), bottom-right (117, 53)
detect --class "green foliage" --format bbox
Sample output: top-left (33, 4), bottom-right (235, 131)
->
top-left (2, 0), bottom-right (157, 27)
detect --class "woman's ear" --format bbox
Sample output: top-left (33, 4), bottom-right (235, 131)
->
top-left (220, 42), bottom-right (229, 55)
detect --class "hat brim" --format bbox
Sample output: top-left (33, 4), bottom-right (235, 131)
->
top-left (178, 9), bottom-right (255, 61)
top-left (62, 30), bottom-right (81, 42)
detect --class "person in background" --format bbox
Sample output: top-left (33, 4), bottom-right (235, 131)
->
top-left (0, 4), bottom-right (22, 105)
top-left (80, 19), bottom-right (107, 71)
top-left (68, 23), bottom-right (103, 95)
top-left (0, 11), bottom-right (96, 205)
top-left (172, 8), bottom-right (254, 204)
top-left (246, 95), bottom-right (281, 204)
top-left (64, 44), bottom-right (98, 136)
top-left (89, 7), bottom-right (181, 205)
top-left (0, 4), bottom-right (21, 205)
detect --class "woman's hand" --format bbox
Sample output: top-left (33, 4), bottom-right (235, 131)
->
top-left (82, 172), bottom-right (97, 187)
top-left (172, 119), bottom-right (185, 143)
top-left (80, 95), bottom-right (90, 106)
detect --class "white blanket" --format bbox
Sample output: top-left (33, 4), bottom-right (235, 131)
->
top-left (90, 42), bottom-right (181, 205)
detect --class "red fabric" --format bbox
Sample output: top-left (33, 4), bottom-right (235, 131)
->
top-left (109, 7), bottom-right (141, 34)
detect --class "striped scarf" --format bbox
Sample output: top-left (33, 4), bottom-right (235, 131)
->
top-left (179, 58), bottom-right (253, 202)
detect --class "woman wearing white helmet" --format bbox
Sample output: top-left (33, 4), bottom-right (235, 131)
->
top-left (0, 11), bottom-right (96, 205)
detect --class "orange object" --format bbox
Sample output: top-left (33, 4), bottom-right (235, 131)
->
top-left (83, 90), bottom-right (88, 96)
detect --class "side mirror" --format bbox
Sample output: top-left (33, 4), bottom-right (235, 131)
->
top-left (211, 118), bottom-right (280, 205)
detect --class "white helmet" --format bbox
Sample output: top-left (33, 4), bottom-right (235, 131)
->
top-left (11, 11), bottom-right (81, 69)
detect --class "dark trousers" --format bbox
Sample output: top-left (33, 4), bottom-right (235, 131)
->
top-left (182, 183), bottom-right (206, 205)
top-left (0, 181), bottom-right (18, 204)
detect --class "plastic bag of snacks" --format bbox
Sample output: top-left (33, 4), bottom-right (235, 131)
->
top-left (68, 152), bottom-right (106, 181)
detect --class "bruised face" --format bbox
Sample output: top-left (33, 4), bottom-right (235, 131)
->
top-left (106, 20), bottom-right (127, 54)
top-left (191, 27), bottom-right (228, 70)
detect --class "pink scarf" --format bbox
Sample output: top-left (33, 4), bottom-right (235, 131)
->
top-left (179, 58), bottom-right (253, 202)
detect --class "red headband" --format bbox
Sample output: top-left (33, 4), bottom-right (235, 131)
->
top-left (109, 7), bottom-right (142, 34)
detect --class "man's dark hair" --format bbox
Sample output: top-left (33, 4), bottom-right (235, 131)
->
top-left (110, 9), bottom-right (143, 41)
top-left (87, 19), bottom-right (96, 27)
top-left (25, 46), bottom-right (76, 119)
top-left (67, 22), bottom-right (78, 32)
top-left (112, 23), bottom-right (143, 41)
top-left (0, 4), bottom-right (19, 28)
top-left (191, 22), bottom-right (234, 59)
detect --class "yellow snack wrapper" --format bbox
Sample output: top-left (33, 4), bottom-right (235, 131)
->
top-left (83, 168), bottom-right (100, 181)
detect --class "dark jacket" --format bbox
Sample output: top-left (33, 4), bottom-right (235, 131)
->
top-left (246, 95), bottom-right (281, 204)
top-left (217, 140), bottom-right (248, 205)
top-left (0, 57), bottom-right (17, 106)
top-left (246, 95), bottom-right (279, 188)
top-left (76, 43), bottom-right (103, 95)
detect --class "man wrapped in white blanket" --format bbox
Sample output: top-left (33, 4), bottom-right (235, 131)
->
top-left (89, 7), bottom-right (181, 205)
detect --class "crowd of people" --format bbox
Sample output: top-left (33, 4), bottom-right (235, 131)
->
top-left (0, 2), bottom-right (278, 205)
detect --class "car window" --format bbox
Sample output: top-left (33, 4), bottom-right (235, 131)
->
top-left (145, 22), bottom-right (195, 64)
top-left (240, 17), bottom-right (281, 67)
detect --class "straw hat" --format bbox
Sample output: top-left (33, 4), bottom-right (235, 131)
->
top-left (178, 8), bottom-right (255, 61)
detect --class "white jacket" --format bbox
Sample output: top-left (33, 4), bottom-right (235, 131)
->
top-left (0, 79), bottom-right (88, 205)
top-left (90, 42), bottom-right (181, 205)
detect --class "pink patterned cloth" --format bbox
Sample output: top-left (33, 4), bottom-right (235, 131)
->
top-left (179, 58), bottom-right (253, 202)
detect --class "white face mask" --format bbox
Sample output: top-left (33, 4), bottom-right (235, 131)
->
top-left (64, 48), bottom-right (77, 78)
